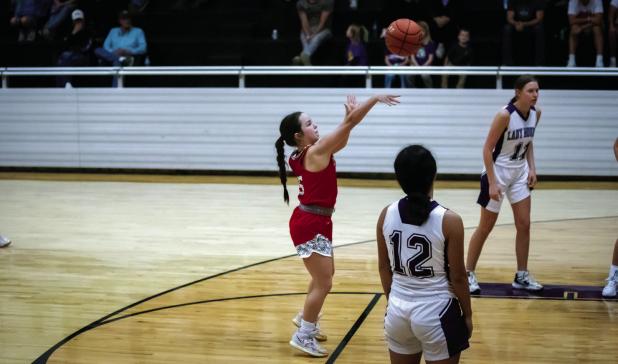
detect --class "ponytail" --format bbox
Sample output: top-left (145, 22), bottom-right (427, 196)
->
top-left (276, 111), bottom-right (302, 204)
top-left (406, 192), bottom-right (432, 226)
top-left (394, 145), bottom-right (437, 226)
top-left (275, 136), bottom-right (289, 204)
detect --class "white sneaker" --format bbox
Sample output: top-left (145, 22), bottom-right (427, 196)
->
top-left (602, 273), bottom-right (617, 298)
top-left (289, 331), bottom-right (328, 357)
top-left (610, 58), bottom-right (617, 68)
top-left (595, 58), bottom-right (604, 68)
top-left (292, 312), bottom-right (327, 341)
top-left (566, 58), bottom-right (576, 67)
top-left (0, 235), bottom-right (11, 248)
top-left (512, 271), bottom-right (543, 291)
top-left (467, 271), bottom-right (480, 293)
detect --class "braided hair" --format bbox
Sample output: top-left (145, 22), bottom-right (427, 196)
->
top-left (275, 112), bottom-right (302, 204)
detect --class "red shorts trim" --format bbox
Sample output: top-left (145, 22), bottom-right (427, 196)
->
top-left (289, 206), bottom-right (333, 246)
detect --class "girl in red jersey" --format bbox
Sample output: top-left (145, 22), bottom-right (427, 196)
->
top-left (276, 94), bottom-right (399, 357)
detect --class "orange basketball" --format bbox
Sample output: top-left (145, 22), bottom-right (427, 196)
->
top-left (385, 19), bottom-right (424, 57)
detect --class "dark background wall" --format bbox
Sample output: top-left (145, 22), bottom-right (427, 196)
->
top-left (2, 0), bottom-right (616, 89)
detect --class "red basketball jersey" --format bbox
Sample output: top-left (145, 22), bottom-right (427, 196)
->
top-left (288, 146), bottom-right (338, 208)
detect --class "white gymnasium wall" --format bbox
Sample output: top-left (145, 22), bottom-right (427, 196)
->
top-left (0, 88), bottom-right (616, 176)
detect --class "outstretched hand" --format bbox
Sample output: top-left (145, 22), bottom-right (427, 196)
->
top-left (344, 95), bottom-right (359, 116)
top-left (375, 94), bottom-right (400, 106)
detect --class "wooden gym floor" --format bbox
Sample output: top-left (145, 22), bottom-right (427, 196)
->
top-left (0, 173), bottom-right (616, 363)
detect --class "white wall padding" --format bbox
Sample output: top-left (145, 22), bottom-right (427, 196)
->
top-left (0, 88), bottom-right (616, 176)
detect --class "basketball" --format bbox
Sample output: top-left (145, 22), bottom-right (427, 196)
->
top-left (385, 18), bottom-right (424, 57)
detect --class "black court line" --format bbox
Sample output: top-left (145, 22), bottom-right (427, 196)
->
top-left (32, 239), bottom-right (374, 364)
top-left (66, 283), bottom-right (618, 331)
top-left (33, 214), bottom-right (618, 363)
top-left (326, 293), bottom-right (382, 364)
top-left (99, 291), bottom-right (376, 327)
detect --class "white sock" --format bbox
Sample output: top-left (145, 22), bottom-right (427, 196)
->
top-left (610, 265), bottom-right (618, 279)
top-left (596, 54), bottom-right (603, 62)
top-left (300, 319), bottom-right (316, 336)
top-left (568, 54), bottom-right (575, 62)
top-left (611, 57), bottom-right (616, 65)
top-left (517, 270), bottom-right (527, 277)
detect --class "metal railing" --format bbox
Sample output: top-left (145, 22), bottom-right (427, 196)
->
top-left (2, 66), bottom-right (618, 89)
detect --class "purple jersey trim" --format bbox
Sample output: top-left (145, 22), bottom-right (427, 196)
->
top-left (477, 173), bottom-right (491, 208)
top-left (439, 298), bottom-right (470, 357)
top-left (492, 128), bottom-right (507, 162)
top-left (507, 102), bottom-right (531, 122)
top-left (398, 198), bottom-right (441, 225)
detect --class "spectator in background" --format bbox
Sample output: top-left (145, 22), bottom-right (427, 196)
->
top-left (56, 9), bottom-right (93, 87)
top-left (345, 24), bottom-right (368, 66)
top-left (609, 0), bottom-right (618, 67)
top-left (426, 0), bottom-right (462, 60)
top-left (10, 0), bottom-right (52, 42)
top-left (442, 28), bottom-right (473, 88)
top-left (502, 0), bottom-right (545, 66)
top-left (409, 21), bottom-right (436, 88)
top-left (41, 0), bottom-right (77, 40)
top-left (566, 0), bottom-right (604, 67)
top-left (384, 46), bottom-right (410, 88)
top-left (293, 0), bottom-right (334, 66)
top-left (95, 10), bottom-right (147, 68)
top-left (380, 0), bottom-right (428, 38)
top-left (0, 234), bottom-right (11, 248)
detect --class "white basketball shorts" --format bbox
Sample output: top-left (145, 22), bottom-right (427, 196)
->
top-left (477, 164), bottom-right (530, 213)
top-left (384, 296), bottom-right (470, 361)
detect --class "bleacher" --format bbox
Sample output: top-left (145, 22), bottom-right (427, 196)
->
top-left (1, 0), bottom-right (616, 89)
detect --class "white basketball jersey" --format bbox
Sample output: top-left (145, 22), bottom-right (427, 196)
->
top-left (382, 198), bottom-right (453, 300)
top-left (491, 103), bottom-right (537, 169)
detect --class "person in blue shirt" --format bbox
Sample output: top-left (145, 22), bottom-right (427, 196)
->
top-left (409, 21), bottom-right (436, 88)
top-left (94, 10), bottom-right (147, 68)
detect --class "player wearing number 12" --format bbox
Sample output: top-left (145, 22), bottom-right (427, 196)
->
top-left (376, 145), bottom-right (472, 364)
top-left (466, 75), bottom-right (544, 294)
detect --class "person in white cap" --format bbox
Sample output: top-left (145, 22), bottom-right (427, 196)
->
top-left (0, 235), bottom-right (11, 248)
top-left (56, 9), bottom-right (93, 87)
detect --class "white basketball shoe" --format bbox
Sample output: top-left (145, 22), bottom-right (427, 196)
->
top-left (289, 330), bottom-right (328, 357)
top-left (512, 271), bottom-right (544, 291)
top-left (602, 272), bottom-right (617, 298)
top-left (467, 271), bottom-right (480, 293)
top-left (292, 312), bottom-right (326, 341)
top-left (0, 235), bottom-right (11, 248)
